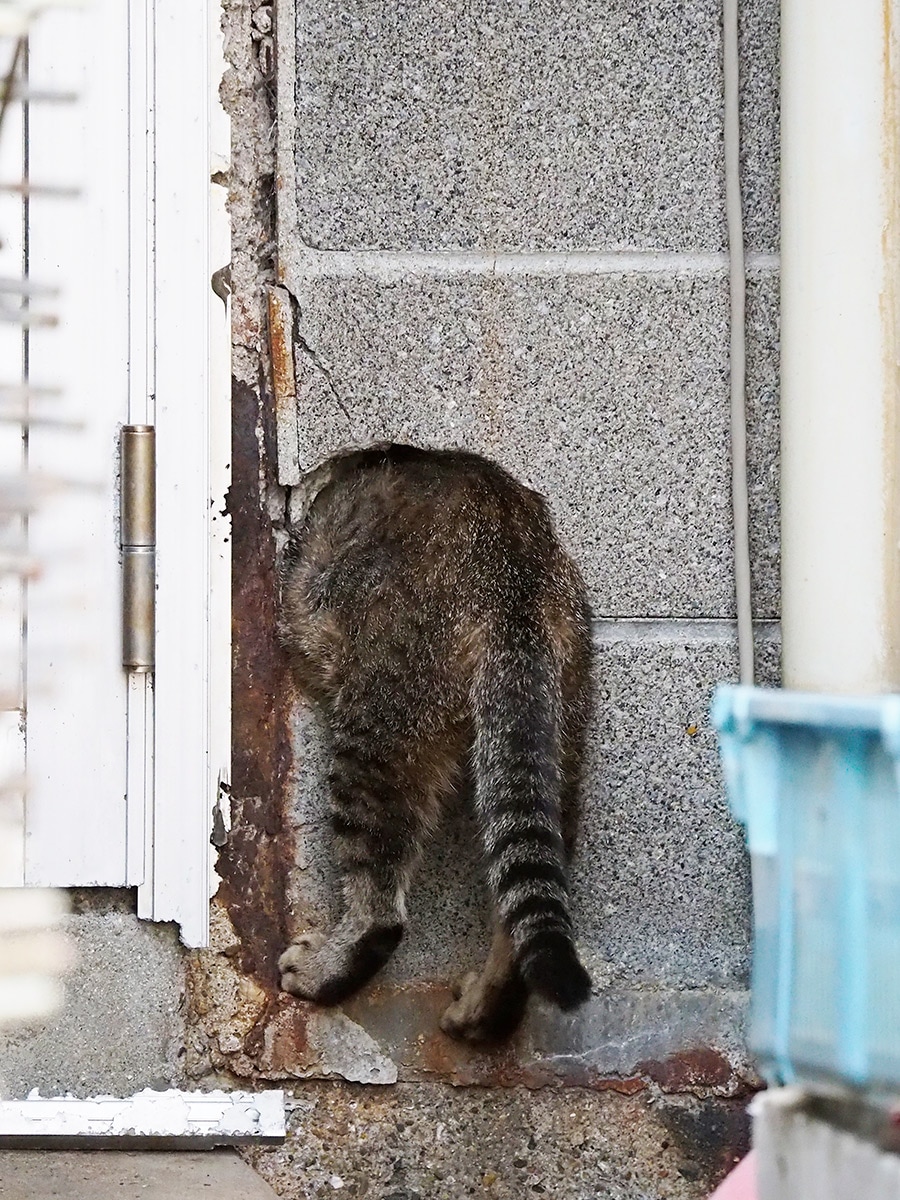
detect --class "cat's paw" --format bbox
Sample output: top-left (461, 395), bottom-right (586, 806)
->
top-left (440, 975), bottom-right (497, 1043)
top-left (450, 970), bottom-right (478, 1002)
top-left (279, 932), bottom-right (327, 999)
top-left (440, 970), bottom-right (529, 1043)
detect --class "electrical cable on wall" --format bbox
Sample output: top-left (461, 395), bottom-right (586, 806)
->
top-left (724, 0), bottom-right (754, 686)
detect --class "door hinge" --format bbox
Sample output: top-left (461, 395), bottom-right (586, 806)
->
top-left (120, 425), bottom-right (155, 673)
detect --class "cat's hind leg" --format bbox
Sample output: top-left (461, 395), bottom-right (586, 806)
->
top-left (440, 923), bottom-right (529, 1042)
top-left (279, 718), bottom-right (440, 1006)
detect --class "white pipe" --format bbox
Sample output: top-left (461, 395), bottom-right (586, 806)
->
top-left (724, 0), bottom-right (754, 686)
top-left (781, 0), bottom-right (900, 695)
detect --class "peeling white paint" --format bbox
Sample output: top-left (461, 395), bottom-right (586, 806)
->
top-left (0, 1088), bottom-right (285, 1142)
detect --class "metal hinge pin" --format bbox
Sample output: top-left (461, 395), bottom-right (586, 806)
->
top-left (120, 425), bottom-right (155, 672)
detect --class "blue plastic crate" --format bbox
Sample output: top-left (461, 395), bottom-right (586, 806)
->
top-left (712, 685), bottom-right (900, 1091)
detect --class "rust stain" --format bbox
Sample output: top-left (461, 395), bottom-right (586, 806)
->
top-left (199, 936), bottom-right (757, 1098)
top-left (636, 1048), bottom-right (762, 1098)
top-left (267, 287), bottom-right (296, 410)
top-left (414, 1006), bottom-right (531, 1089)
top-left (249, 994), bottom-right (317, 1077)
top-left (215, 373), bottom-right (294, 989)
top-left (367, 984), bottom-right (702, 1093)
top-left (266, 285), bottom-right (302, 487)
top-left (244, 978), bottom-right (651, 1092)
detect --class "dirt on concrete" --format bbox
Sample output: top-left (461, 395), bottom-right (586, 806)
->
top-left (242, 1080), bottom-right (750, 1200)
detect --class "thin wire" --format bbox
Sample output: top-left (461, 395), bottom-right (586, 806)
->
top-left (724, 0), bottom-right (754, 686)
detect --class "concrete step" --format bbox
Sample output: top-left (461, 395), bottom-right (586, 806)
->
top-left (0, 1149), bottom-right (279, 1199)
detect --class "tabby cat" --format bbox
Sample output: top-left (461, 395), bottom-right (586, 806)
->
top-left (278, 443), bottom-right (593, 1041)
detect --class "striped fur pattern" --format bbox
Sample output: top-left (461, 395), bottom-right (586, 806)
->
top-left (277, 443), bottom-right (593, 1041)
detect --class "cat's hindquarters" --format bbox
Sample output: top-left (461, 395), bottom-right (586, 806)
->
top-left (471, 616), bottom-right (592, 1012)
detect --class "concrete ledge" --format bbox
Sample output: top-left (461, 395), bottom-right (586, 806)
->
top-left (245, 1080), bottom-right (752, 1199)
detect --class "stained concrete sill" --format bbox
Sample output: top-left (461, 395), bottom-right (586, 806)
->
top-left (0, 1149), bottom-right (279, 1199)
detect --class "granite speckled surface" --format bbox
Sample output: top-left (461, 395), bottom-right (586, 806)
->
top-left (281, 268), bottom-right (779, 619)
top-left (290, 0), bottom-right (779, 253)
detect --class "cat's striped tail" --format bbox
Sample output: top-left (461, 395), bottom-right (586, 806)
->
top-left (472, 619), bottom-right (592, 1011)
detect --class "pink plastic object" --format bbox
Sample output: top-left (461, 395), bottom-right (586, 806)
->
top-left (710, 1151), bottom-right (757, 1200)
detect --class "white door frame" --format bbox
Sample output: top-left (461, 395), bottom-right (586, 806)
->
top-left (3, 0), bottom-right (230, 948)
top-left (135, 0), bottom-right (231, 948)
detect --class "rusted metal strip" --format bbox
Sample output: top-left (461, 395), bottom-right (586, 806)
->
top-left (267, 286), bottom-right (301, 487)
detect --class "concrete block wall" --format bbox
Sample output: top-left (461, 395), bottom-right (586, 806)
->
top-left (273, 0), bottom-right (779, 1069)
top-left (233, 0), bottom-right (781, 1192)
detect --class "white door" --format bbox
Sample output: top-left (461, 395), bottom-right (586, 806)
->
top-left (0, 0), bottom-right (230, 947)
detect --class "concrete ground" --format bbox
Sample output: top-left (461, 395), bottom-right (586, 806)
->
top-left (0, 1150), bottom-right (278, 1199)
